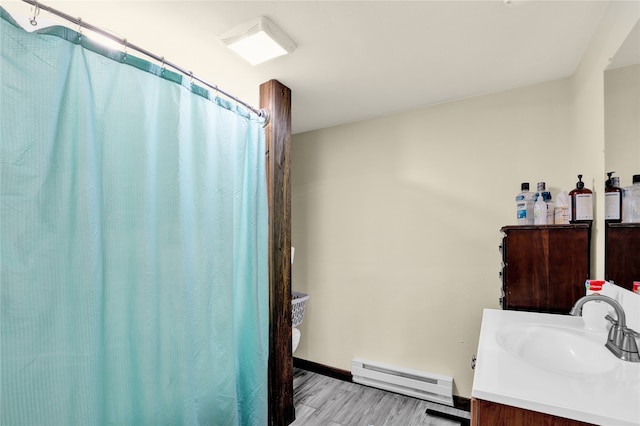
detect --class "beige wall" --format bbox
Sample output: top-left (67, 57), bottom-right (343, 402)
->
top-left (291, 3), bottom-right (639, 398)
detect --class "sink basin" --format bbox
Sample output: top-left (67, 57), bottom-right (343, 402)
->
top-left (496, 323), bottom-right (616, 376)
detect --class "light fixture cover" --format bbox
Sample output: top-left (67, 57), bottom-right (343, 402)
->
top-left (219, 16), bottom-right (295, 65)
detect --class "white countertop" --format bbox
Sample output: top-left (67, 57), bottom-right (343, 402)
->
top-left (471, 309), bottom-right (640, 426)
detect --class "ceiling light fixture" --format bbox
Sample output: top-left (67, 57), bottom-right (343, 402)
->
top-left (219, 17), bottom-right (296, 66)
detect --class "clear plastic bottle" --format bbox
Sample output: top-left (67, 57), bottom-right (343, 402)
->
top-left (543, 189), bottom-right (553, 225)
top-left (534, 191), bottom-right (548, 225)
top-left (604, 172), bottom-right (622, 223)
top-left (569, 174), bottom-right (593, 224)
top-left (534, 182), bottom-right (553, 225)
top-left (516, 183), bottom-right (535, 225)
top-left (622, 174), bottom-right (640, 223)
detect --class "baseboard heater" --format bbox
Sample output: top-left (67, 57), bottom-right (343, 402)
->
top-left (351, 358), bottom-right (454, 406)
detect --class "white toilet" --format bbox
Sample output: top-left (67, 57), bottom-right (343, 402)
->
top-left (292, 327), bottom-right (301, 353)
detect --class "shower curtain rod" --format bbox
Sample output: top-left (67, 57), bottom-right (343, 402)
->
top-left (20, 0), bottom-right (270, 123)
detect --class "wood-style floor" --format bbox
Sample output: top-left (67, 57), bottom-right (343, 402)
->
top-left (291, 368), bottom-right (471, 426)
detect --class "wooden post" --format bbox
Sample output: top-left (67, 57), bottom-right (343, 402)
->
top-left (260, 80), bottom-right (294, 426)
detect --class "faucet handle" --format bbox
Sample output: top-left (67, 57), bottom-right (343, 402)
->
top-left (605, 314), bottom-right (618, 326)
top-left (605, 314), bottom-right (622, 345)
top-left (620, 328), bottom-right (640, 363)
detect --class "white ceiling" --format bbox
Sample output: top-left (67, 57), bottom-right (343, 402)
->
top-left (2, 1), bottom-right (636, 134)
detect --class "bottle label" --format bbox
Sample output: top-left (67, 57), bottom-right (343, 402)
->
top-left (575, 193), bottom-right (593, 220)
top-left (622, 186), bottom-right (640, 223)
top-left (604, 192), bottom-right (621, 220)
top-left (546, 202), bottom-right (554, 224)
top-left (517, 201), bottom-right (533, 224)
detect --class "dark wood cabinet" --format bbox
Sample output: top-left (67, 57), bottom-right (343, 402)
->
top-left (500, 224), bottom-right (591, 314)
top-left (471, 398), bottom-right (595, 426)
top-left (605, 223), bottom-right (640, 291)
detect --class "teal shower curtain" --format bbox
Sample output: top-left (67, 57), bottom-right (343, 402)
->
top-left (0, 8), bottom-right (268, 425)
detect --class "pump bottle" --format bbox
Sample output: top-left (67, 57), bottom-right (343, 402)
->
top-left (569, 174), bottom-right (593, 224)
top-left (604, 172), bottom-right (622, 223)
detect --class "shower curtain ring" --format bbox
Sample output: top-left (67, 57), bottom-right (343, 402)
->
top-left (260, 109), bottom-right (271, 127)
top-left (77, 18), bottom-right (82, 41)
top-left (123, 39), bottom-right (128, 60)
top-left (30, 1), bottom-right (40, 26)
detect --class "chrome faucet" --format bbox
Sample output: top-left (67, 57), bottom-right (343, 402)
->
top-left (570, 294), bottom-right (640, 363)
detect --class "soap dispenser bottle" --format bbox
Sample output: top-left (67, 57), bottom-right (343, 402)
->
top-left (604, 172), bottom-right (622, 223)
top-left (569, 174), bottom-right (593, 224)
